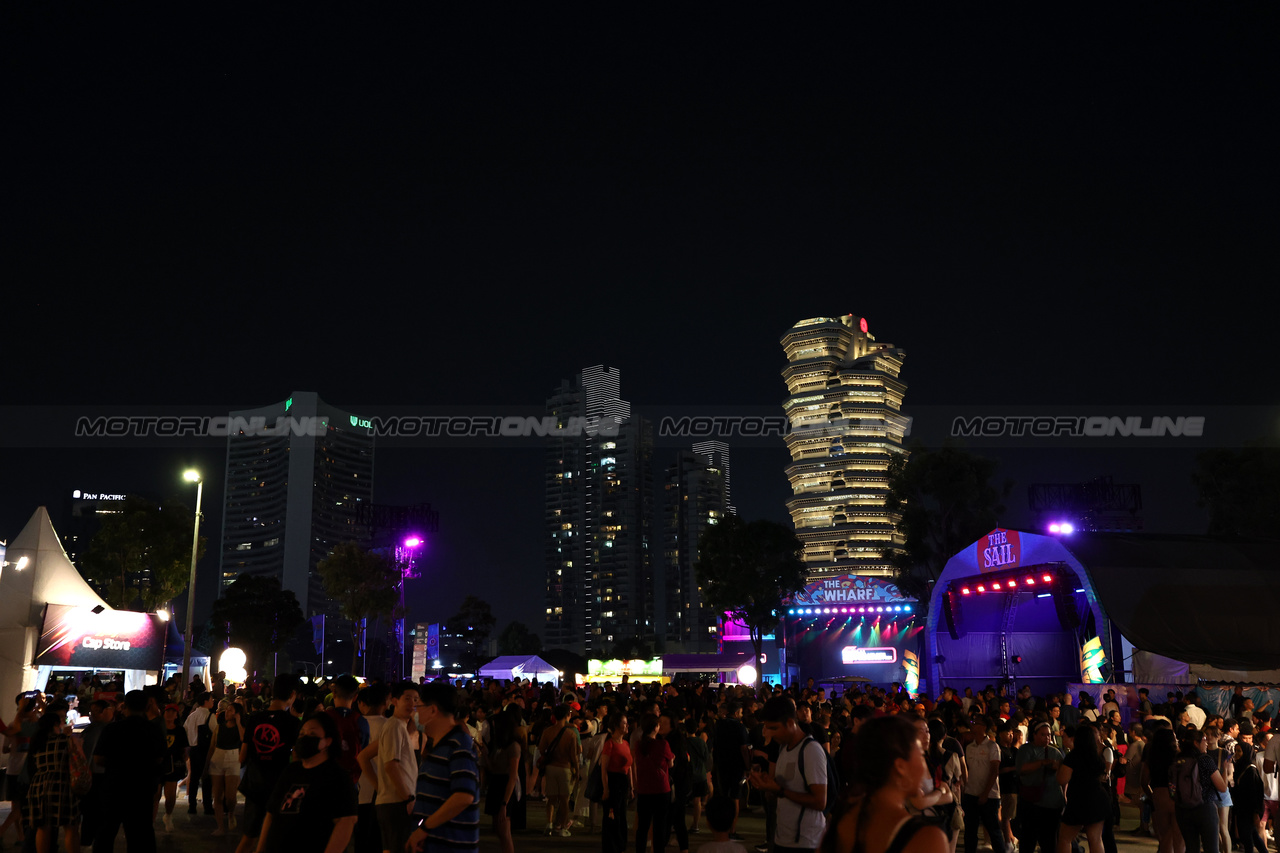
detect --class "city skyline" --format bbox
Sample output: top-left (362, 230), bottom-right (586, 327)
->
top-left (4, 9), bottom-right (1274, 654)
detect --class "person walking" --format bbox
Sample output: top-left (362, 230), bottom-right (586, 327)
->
top-left (749, 696), bottom-right (829, 853)
top-left (633, 713), bottom-right (675, 853)
top-left (208, 697), bottom-right (246, 836)
top-left (484, 705), bottom-right (523, 853)
top-left (183, 692), bottom-right (215, 815)
top-left (1056, 723), bottom-right (1110, 853)
top-left (822, 714), bottom-right (949, 853)
top-left (599, 713), bottom-right (634, 853)
top-left (1016, 722), bottom-right (1064, 853)
top-left (91, 690), bottom-right (166, 853)
top-left (1172, 729), bottom-right (1227, 853)
top-left (963, 716), bottom-right (1007, 853)
top-left (405, 682), bottom-right (481, 853)
top-left (155, 704), bottom-right (189, 832)
top-left (23, 707), bottom-right (82, 853)
top-left (254, 713), bottom-right (358, 852)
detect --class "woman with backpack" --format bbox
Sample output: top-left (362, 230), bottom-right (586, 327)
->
top-left (1171, 728), bottom-right (1227, 853)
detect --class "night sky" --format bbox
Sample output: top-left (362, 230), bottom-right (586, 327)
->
top-left (5, 10), bottom-right (1275, 639)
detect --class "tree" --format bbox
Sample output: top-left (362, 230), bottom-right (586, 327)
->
top-left (497, 620), bottom-right (543, 656)
top-left (445, 596), bottom-right (497, 672)
top-left (1192, 445), bottom-right (1280, 537)
top-left (207, 574), bottom-right (304, 674)
top-left (609, 636), bottom-right (655, 661)
top-left (80, 494), bottom-right (207, 611)
top-left (695, 517), bottom-right (807, 686)
top-left (316, 542), bottom-right (402, 671)
top-left (883, 442), bottom-right (1013, 602)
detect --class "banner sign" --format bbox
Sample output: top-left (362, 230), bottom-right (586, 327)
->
top-left (311, 615), bottom-right (325, 655)
top-left (841, 646), bottom-right (898, 665)
top-left (1081, 636), bottom-right (1107, 683)
top-left (426, 623), bottom-right (440, 663)
top-left (976, 528), bottom-right (1023, 573)
top-left (790, 576), bottom-right (915, 606)
top-left (588, 658), bottom-right (663, 680)
top-left (35, 604), bottom-right (166, 670)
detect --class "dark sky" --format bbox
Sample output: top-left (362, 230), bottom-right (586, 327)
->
top-left (4, 9), bottom-right (1275, 637)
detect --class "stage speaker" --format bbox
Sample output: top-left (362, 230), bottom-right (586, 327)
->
top-left (1054, 590), bottom-right (1081, 630)
top-left (943, 589), bottom-right (965, 640)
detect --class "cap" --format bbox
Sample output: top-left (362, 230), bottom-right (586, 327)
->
top-left (165, 704), bottom-right (181, 713)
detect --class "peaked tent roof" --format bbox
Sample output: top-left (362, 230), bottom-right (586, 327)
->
top-left (477, 655), bottom-right (559, 677)
top-left (1, 506), bottom-right (110, 630)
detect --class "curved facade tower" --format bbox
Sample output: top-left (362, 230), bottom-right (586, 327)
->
top-left (780, 316), bottom-right (909, 578)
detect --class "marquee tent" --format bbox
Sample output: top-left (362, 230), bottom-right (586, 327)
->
top-left (924, 528), bottom-right (1280, 697)
top-left (0, 507), bottom-right (163, 701)
top-left (477, 655), bottom-right (561, 685)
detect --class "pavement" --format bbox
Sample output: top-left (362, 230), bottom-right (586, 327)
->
top-left (0, 793), bottom-right (1176, 852)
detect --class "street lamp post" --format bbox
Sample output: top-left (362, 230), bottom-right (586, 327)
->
top-left (399, 536), bottom-right (424, 679)
top-left (181, 470), bottom-right (204, 697)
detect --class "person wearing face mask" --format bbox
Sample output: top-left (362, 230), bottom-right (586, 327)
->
top-left (255, 713), bottom-right (358, 853)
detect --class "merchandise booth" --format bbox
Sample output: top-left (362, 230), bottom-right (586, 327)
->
top-left (782, 576), bottom-right (923, 692)
top-left (1, 507), bottom-right (169, 703)
top-left (924, 527), bottom-right (1280, 706)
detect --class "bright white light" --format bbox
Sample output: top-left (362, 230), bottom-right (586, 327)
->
top-left (156, 609), bottom-right (170, 622)
top-left (16, 556), bottom-right (29, 571)
top-left (1049, 523), bottom-right (1061, 533)
top-left (1060, 523), bottom-right (1074, 534)
top-left (736, 664), bottom-right (758, 686)
top-left (219, 647), bottom-right (247, 681)
top-left (183, 470), bottom-right (201, 483)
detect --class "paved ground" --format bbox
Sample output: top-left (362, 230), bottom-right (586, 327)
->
top-left (0, 794), bottom-right (1179, 852)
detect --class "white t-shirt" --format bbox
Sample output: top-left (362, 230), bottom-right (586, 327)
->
top-left (1185, 705), bottom-right (1206, 730)
top-left (773, 737), bottom-right (828, 849)
top-left (1262, 738), bottom-right (1280, 802)
top-left (359, 714), bottom-right (387, 806)
top-left (375, 717), bottom-right (418, 805)
top-left (964, 738), bottom-right (1002, 798)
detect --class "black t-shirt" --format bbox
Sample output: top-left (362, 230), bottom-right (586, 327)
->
top-left (243, 710), bottom-right (303, 802)
top-left (162, 724), bottom-right (190, 777)
top-left (94, 715), bottom-right (167, 793)
top-left (714, 718), bottom-right (750, 775)
top-left (263, 759), bottom-right (358, 853)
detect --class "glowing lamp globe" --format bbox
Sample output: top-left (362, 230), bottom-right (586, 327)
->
top-left (220, 647), bottom-right (248, 683)
top-left (736, 664), bottom-right (758, 686)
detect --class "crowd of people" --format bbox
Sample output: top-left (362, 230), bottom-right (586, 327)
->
top-left (0, 671), bottom-right (1275, 853)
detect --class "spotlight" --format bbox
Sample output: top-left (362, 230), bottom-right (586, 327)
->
top-left (976, 585), bottom-right (985, 593)
top-left (904, 605), bottom-right (911, 612)
top-left (1061, 523), bottom-right (1074, 534)
top-left (1026, 577), bottom-right (1035, 585)
top-left (961, 587), bottom-right (970, 595)
top-left (1049, 523), bottom-right (1061, 533)
top-left (1042, 574), bottom-right (1052, 583)
top-left (992, 582), bottom-right (1001, 590)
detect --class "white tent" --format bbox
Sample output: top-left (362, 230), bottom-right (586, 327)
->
top-left (0, 507), bottom-right (151, 703)
top-left (477, 655), bottom-right (561, 686)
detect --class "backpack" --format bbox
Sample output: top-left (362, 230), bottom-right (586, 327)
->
top-left (795, 735), bottom-right (840, 839)
top-left (325, 707), bottom-right (365, 785)
top-left (1172, 754), bottom-right (1203, 808)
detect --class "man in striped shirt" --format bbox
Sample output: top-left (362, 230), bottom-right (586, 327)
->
top-left (407, 682), bottom-right (480, 853)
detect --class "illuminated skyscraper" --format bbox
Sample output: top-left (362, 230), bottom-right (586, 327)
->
top-left (545, 366), bottom-right (653, 657)
top-left (660, 451), bottom-right (728, 652)
top-left (780, 316), bottom-right (908, 578)
top-left (218, 391), bottom-right (374, 617)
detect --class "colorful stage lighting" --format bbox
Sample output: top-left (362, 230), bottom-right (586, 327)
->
top-left (992, 582), bottom-right (1001, 590)
top-left (1042, 574), bottom-right (1052, 583)
top-left (1026, 577), bottom-right (1035, 585)
top-left (961, 587), bottom-right (970, 595)
top-left (976, 585), bottom-right (985, 593)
